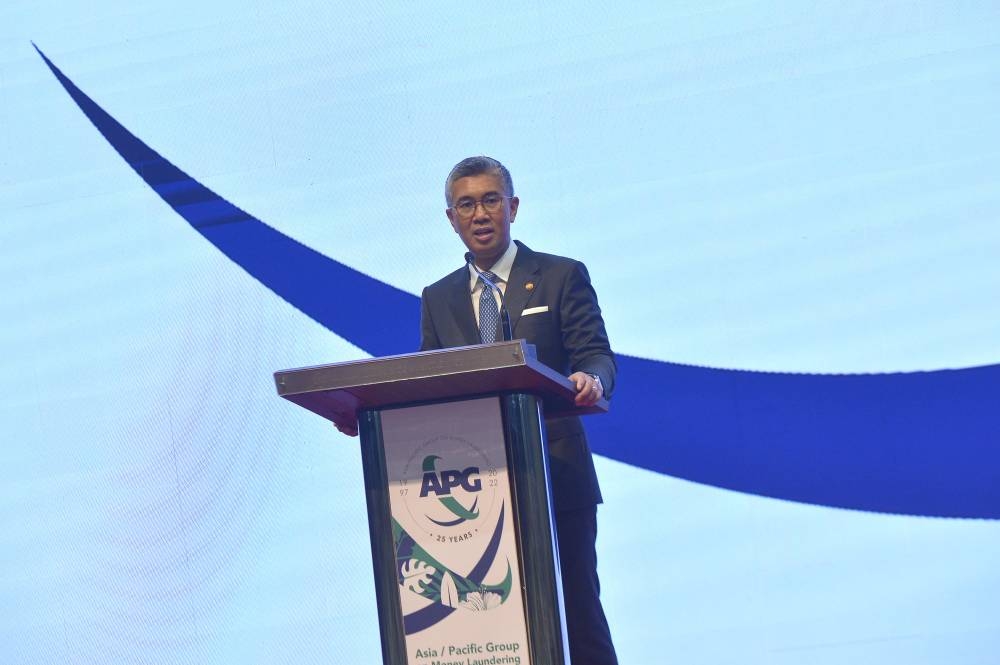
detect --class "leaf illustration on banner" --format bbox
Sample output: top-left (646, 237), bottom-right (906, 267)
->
top-left (440, 572), bottom-right (460, 608)
top-left (400, 560), bottom-right (437, 595)
top-left (392, 517), bottom-right (513, 608)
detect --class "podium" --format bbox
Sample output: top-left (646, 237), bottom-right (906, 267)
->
top-left (274, 340), bottom-right (607, 665)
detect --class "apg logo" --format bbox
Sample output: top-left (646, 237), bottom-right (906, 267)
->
top-left (419, 454), bottom-right (482, 527)
top-left (397, 436), bottom-right (500, 536)
top-left (419, 455), bottom-right (482, 496)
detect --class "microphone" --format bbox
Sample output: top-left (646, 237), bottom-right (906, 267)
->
top-left (464, 252), bottom-right (513, 341)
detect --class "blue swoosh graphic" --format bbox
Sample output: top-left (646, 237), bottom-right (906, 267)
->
top-left (34, 44), bottom-right (1000, 519)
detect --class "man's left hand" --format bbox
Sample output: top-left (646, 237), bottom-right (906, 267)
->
top-left (569, 371), bottom-right (603, 407)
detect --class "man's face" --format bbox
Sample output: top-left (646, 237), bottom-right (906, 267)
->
top-left (446, 173), bottom-right (519, 269)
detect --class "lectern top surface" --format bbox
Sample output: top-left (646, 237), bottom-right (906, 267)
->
top-left (273, 340), bottom-right (608, 422)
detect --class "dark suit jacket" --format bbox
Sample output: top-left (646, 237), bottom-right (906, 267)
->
top-left (419, 241), bottom-right (616, 512)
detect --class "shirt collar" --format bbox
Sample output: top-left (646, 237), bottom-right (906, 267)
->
top-left (467, 241), bottom-right (518, 292)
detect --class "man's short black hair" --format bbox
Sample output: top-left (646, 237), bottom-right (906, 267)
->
top-left (445, 156), bottom-right (514, 206)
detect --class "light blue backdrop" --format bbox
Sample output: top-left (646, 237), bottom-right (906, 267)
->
top-left (2, 2), bottom-right (998, 663)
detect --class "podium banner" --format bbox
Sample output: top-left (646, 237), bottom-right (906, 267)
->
top-left (381, 398), bottom-right (530, 665)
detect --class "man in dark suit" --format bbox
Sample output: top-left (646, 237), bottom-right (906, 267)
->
top-left (419, 156), bottom-right (619, 665)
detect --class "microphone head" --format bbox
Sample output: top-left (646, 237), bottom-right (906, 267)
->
top-left (464, 252), bottom-right (476, 265)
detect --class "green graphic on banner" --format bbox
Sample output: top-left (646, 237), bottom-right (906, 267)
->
top-left (393, 518), bottom-right (512, 612)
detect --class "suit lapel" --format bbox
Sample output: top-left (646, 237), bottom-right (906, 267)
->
top-left (505, 241), bottom-right (542, 333)
top-left (446, 266), bottom-right (480, 346)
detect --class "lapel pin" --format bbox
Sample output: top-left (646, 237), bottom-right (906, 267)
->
top-left (525, 282), bottom-right (535, 291)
